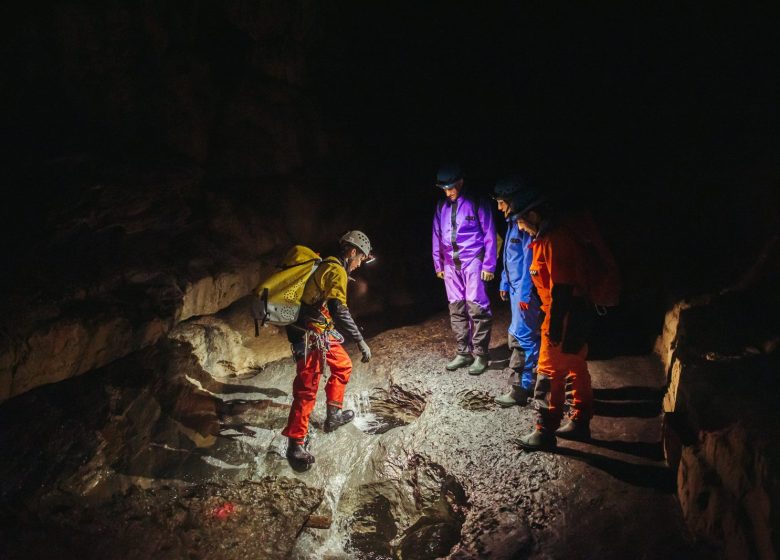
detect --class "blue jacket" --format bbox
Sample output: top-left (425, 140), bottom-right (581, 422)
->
top-left (500, 220), bottom-right (534, 302)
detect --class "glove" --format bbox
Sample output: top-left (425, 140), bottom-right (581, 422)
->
top-left (436, 271), bottom-right (445, 279)
top-left (358, 340), bottom-right (372, 363)
top-left (481, 271), bottom-right (494, 282)
top-left (518, 301), bottom-right (529, 311)
top-left (499, 290), bottom-right (508, 302)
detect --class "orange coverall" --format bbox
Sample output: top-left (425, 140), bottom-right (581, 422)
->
top-left (282, 260), bottom-right (353, 442)
top-left (529, 221), bottom-right (593, 430)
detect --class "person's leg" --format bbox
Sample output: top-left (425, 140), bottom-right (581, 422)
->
top-left (323, 341), bottom-right (356, 433)
top-left (511, 290), bottom-right (542, 391)
top-left (324, 341), bottom-right (353, 406)
top-left (282, 350), bottom-right (323, 441)
top-left (282, 348), bottom-right (322, 464)
top-left (533, 338), bottom-right (567, 432)
top-left (448, 300), bottom-right (472, 355)
top-left (567, 347), bottom-right (592, 422)
top-left (507, 330), bottom-right (525, 380)
top-left (444, 265), bottom-right (473, 369)
top-left (463, 258), bottom-right (492, 358)
top-left (556, 344), bottom-right (593, 440)
top-left (517, 335), bottom-right (565, 450)
top-left (495, 330), bottom-right (531, 406)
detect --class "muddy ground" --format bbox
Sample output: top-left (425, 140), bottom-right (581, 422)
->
top-left (0, 304), bottom-right (706, 559)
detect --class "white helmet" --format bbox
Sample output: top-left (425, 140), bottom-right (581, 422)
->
top-left (340, 230), bottom-right (373, 261)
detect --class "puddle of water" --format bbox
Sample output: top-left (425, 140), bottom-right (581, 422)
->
top-left (345, 390), bottom-right (415, 435)
top-left (346, 391), bottom-right (387, 434)
top-left (185, 370), bottom-right (435, 558)
top-left (352, 412), bottom-right (386, 433)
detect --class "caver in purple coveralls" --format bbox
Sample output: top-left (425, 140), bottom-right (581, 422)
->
top-left (432, 193), bottom-right (497, 357)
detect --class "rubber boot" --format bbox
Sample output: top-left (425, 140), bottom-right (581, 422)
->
top-left (555, 418), bottom-right (591, 441)
top-left (517, 428), bottom-right (557, 451)
top-left (445, 354), bottom-right (474, 371)
top-left (495, 385), bottom-right (531, 408)
top-left (286, 438), bottom-right (315, 464)
top-left (324, 404), bottom-right (355, 433)
top-left (467, 354), bottom-right (489, 375)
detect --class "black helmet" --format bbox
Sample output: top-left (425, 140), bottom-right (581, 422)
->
top-left (435, 163), bottom-right (463, 189)
top-left (493, 176), bottom-right (525, 201)
top-left (509, 186), bottom-right (546, 220)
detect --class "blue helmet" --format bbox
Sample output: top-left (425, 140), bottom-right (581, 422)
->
top-left (493, 176), bottom-right (525, 201)
top-left (509, 186), bottom-right (546, 220)
top-left (435, 163), bottom-right (463, 189)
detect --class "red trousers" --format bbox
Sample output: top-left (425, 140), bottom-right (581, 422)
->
top-left (282, 340), bottom-right (352, 441)
top-left (534, 335), bottom-right (592, 430)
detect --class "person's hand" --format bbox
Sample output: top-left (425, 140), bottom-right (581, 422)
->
top-left (518, 301), bottom-right (529, 311)
top-left (358, 340), bottom-right (372, 363)
top-left (481, 271), bottom-right (494, 282)
top-left (499, 290), bottom-right (508, 301)
top-left (436, 271), bottom-right (445, 279)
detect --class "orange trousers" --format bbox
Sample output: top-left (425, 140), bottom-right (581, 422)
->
top-left (282, 340), bottom-right (352, 441)
top-left (533, 335), bottom-right (592, 430)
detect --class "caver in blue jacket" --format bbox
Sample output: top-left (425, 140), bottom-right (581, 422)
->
top-left (499, 218), bottom-right (542, 391)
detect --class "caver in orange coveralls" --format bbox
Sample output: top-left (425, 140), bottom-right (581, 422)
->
top-left (528, 218), bottom-right (594, 434)
top-left (282, 256), bottom-right (360, 442)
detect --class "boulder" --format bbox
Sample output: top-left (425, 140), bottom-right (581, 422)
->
top-left (658, 291), bottom-right (780, 558)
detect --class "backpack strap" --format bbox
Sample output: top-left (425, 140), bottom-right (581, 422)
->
top-left (276, 257), bottom-right (321, 271)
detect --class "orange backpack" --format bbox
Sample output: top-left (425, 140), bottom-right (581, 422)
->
top-left (568, 211), bottom-right (622, 311)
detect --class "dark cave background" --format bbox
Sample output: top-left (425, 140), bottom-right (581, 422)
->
top-left (2, 1), bottom-right (779, 355)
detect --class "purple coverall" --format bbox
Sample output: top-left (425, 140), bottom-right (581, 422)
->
top-left (432, 194), bottom-right (497, 357)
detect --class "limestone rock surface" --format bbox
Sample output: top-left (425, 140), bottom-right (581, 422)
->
top-left (658, 289), bottom-right (780, 559)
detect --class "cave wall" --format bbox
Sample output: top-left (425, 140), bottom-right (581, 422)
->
top-left (0, 1), bottom-right (442, 403)
top-left (0, 1), bottom-right (334, 402)
top-left (657, 273), bottom-right (780, 558)
top-left (3, 0), bottom-right (325, 174)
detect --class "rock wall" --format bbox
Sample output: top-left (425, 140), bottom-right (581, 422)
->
top-left (4, 0), bottom-right (325, 175)
top-left (0, 166), bottom-right (287, 402)
top-left (0, 336), bottom-right (324, 560)
top-left (0, 1), bottom-right (337, 402)
top-left (657, 292), bottom-right (780, 559)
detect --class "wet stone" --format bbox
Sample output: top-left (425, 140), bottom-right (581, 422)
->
top-left (0, 304), bottom-right (707, 559)
top-left (348, 494), bottom-right (398, 558)
top-left (1, 478), bottom-right (323, 560)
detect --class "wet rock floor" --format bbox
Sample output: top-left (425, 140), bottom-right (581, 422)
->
top-left (0, 305), bottom-right (706, 559)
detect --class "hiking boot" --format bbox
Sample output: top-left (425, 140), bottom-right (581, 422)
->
top-left (495, 386), bottom-right (532, 408)
top-left (517, 428), bottom-right (557, 451)
top-left (467, 355), bottom-right (489, 375)
top-left (445, 354), bottom-right (474, 371)
top-left (286, 438), bottom-right (315, 464)
top-left (555, 418), bottom-right (591, 441)
top-left (324, 404), bottom-right (355, 433)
